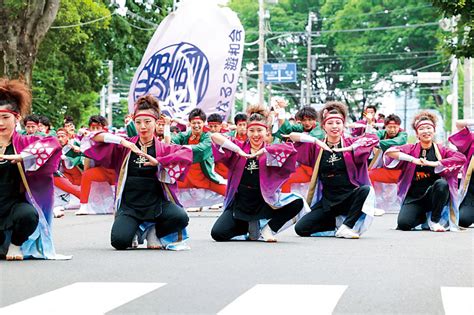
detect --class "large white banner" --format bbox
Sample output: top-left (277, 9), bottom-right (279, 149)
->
top-left (128, 0), bottom-right (245, 120)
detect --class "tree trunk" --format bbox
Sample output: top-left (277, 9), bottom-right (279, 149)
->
top-left (0, 0), bottom-right (60, 86)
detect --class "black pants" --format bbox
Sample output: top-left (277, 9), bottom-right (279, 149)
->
top-left (459, 192), bottom-right (474, 228)
top-left (211, 199), bottom-right (303, 242)
top-left (0, 203), bottom-right (39, 246)
top-left (295, 185), bottom-right (370, 236)
top-left (397, 179), bottom-right (449, 231)
top-left (110, 200), bottom-right (189, 250)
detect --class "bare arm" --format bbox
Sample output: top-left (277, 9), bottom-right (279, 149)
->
top-left (455, 119), bottom-right (474, 130)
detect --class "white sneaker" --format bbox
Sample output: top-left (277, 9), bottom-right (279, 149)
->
top-left (6, 244), bottom-right (23, 261)
top-left (260, 224), bottom-right (277, 242)
top-left (374, 208), bottom-right (385, 216)
top-left (431, 222), bottom-right (446, 232)
top-left (146, 226), bottom-right (163, 249)
top-left (53, 206), bottom-right (65, 218)
top-left (335, 225), bottom-right (360, 239)
top-left (75, 203), bottom-right (89, 215)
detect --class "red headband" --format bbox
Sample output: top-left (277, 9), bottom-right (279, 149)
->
top-left (247, 122), bottom-right (268, 129)
top-left (208, 122), bottom-right (222, 126)
top-left (134, 113), bottom-right (158, 120)
top-left (0, 109), bottom-right (19, 116)
top-left (190, 117), bottom-right (204, 122)
top-left (415, 121), bottom-right (436, 131)
top-left (57, 131), bottom-right (67, 136)
top-left (385, 120), bottom-right (400, 126)
top-left (26, 122), bottom-right (38, 126)
top-left (322, 114), bottom-right (345, 125)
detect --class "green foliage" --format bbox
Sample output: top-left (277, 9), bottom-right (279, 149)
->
top-left (431, 0), bottom-right (474, 58)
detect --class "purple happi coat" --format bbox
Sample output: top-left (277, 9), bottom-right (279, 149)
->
top-left (295, 134), bottom-right (379, 235)
top-left (384, 142), bottom-right (466, 230)
top-left (9, 132), bottom-right (67, 259)
top-left (82, 133), bottom-right (193, 209)
top-left (449, 127), bottom-right (474, 204)
top-left (212, 139), bottom-right (308, 232)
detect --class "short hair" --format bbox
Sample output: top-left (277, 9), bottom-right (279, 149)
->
top-left (234, 112), bottom-right (247, 124)
top-left (207, 113), bottom-right (223, 123)
top-left (320, 101), bottom-right (348, 123)
top-left (188, 108), bottom-right (206, 122)
top-left (170, 126), bottom-right (180, 133)
top-left (384, 114), bottom-right (401, 126)
top-left (63, 115), bottom-right (74, 125)
top-left (412, 111), bottom-right (437, 130)
top-left (296, 106), bottom-right (318, 121)
top-left (88, 115), bottom-right (108, 127)
top-left (23, 114), bottom-right (40, 124)
top-left (133, 94), bottom-right (160, 118)
top-left (365, 105), bottom-right (377, 113)
top-left (39, 115), bottom-right (52, 128)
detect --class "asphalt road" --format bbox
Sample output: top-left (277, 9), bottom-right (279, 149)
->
top-left (1, 212), bottom-right (473, 314)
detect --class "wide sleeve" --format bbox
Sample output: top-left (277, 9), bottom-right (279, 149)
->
top-left (379, 131), bottom-right (408, 152)
top-left (293, 142), bottom-right (318, 167)
top-left (265, 142), bottom-right (298, 170)
top-left (383, 144), bottom-right (414, 170)
top-left (448, 127), bottom-right (473, 155)
top-left (20, 136), bottom-right (61, 172)
top-left (212, 138), bottom-right (243, 167)
top-left (435, 146), bottom-right (467, 177)
top-left (349, 134), bottom-right (380, 165)
top-left (156, 144), bottom-right (193, 184)
top-left (309, 124), bottom-right (325, 140)
top-left (80, 131), bottom-right (129, 168)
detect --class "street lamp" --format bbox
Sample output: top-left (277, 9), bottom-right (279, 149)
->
top-left (306, 12), bottom-right (317, 106)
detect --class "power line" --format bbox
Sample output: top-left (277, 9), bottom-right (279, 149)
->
top-left (50, 12), bottom-right (116, 29)
top-left (118, 15), bottom-right (156, 31)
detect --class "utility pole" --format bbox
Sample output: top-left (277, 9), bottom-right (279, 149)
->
top-left (242, 69), bottom-right (248, 113)
top-left (258, 0), bottom-right (265, 106)
top-left (300, 80), bottom-right (305, 108)
top-left (464, 58), bottom-right (473, 119)
top-left (306, 12), bottom-right (316, 107)
top-left (107, 60), bottom-right (114, 128)
top-left (451, 57), bottom-right (458, 132)
top-left (100, 86), bottom-right (106, 117)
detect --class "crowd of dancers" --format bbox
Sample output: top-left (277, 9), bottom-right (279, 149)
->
top-left (0, 78), bottom-right (472, 261)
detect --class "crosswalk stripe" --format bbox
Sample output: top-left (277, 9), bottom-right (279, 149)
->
top-left (441, 287), bottom-right (474, 315)
top-left (218, 284), bottom-right (347, 315)
top-left (0, 282), bottom-right (166, 315)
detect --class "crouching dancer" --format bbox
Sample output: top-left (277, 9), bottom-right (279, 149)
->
top-left (210, 105), bottom-right (306, 242)
top-left (289, 101), bottom-right (379, 239)
top-left (384, 111), bottom-right (466, 232)
top-left (0, 78), bottom-right (69, 260)
top-left (81, 95), bottom-right (193, 250)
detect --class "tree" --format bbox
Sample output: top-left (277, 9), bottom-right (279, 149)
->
top-left (0, 0), bottom-right (60, 86)
top-left (431, 0), bottom-right (473, 58)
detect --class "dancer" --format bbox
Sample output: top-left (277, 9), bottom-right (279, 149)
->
top-left (229, 112), bottom-right (247, 142)
top-left (384, 111), bottom-right (466, 231)
top-left (0, 78), bottom-right (67, 260)
top-left (449, 119), bottom-right (474, 228)
top-left (173, 108), bottom-right (227, 196)
top-left (210, 105), bottom-right (306, 242)
top-left (82, 95), bottom-right (192, 250)
top-left (288, 101), bottom-right (379, 239)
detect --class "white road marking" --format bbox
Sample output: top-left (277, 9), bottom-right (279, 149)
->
top-left (218, 284), bottom-right (347, 315)
top-left (0, 282), bottom-right (166, 315)
top-left (441, 287), bottom-right (474, 315)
